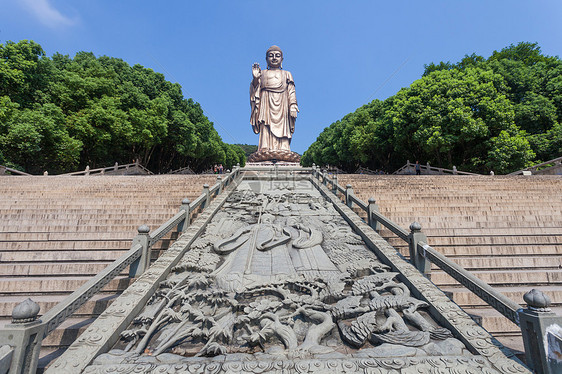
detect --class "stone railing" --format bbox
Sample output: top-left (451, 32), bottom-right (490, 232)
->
top-left (0, 165), bottom-right (31, 176)
top-left (393, 160), bottom-right (479, 175)
top-left (0, 166), bottom-right (243, 374)
top-left (167, 165), bottom-right (195, 174)
top-left (509, 155), bottom-right (562, 176)
top-left (61, 161), bottom-right (153, 176)
top-left (355, 166), bottom-right (380, 175)
top-left (310, 164), bottom-right (561, 374)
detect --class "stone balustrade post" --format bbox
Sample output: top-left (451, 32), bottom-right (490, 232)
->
top-left (453, 166), bottom-right (458, 175)
top-left (129, 225), bottom-right (151, 277)
top-left (177, 198), bottom-right (191, 233)
top-left (345, 184), bottom-right (354, 208)
top-left (367, 197), bottom-right (381, 231)
top-left (114, 162), bottom-right (118, 171)
top-left (409, 222), bottom-right (431, 278)
top-left (85, 165), bottom-right (90, 176)
top-left (0, 165), bottom-right (6, 175)
top-left (217, 176), bottom-right (223, 195)
top-left (518, 289), bottom-right (562, 374)
top-left (332, 173), bottom-right (338, 195)
top-left (0, 298), bottom-right (45, 374)
top-left (201, 184), bottom-right (210, 210)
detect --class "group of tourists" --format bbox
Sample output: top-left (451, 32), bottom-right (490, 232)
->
top-left (213, 164), bottom-right (224, 174)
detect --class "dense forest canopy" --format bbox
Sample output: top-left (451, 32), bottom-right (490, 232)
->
top-left (233, 144), bottom-right (258, 158)
top-left (302, 42), bottom-right (562, 174)
top-left (0, 40), bottom-right (245, 174)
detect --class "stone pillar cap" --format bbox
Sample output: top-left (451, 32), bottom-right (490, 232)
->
top-left (12, 298), bottom-right (40, 323)
top-left (138, 225), bottom-right (150, 234)
top-left (523, 289), bottom-right (551, 311)
top-left (410, 221), bottom-right (422, 231)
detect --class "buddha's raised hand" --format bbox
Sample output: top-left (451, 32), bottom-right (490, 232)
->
top-left (252, 63), bottom-right (261, 80)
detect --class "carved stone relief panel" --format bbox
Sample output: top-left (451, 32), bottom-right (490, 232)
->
top-left (85, 180), bottom-right (507, 373)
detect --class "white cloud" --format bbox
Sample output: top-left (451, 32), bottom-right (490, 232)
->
top-left (21, 0), bottom-right (77, 28)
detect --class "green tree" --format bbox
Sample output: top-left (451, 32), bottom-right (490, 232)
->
top-left (306, 42), bottom-right (562, 174)
top-left (0, 40), bottom-right (242, 174)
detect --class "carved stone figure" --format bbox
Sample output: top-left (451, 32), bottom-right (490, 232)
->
top-left (248, 46), bottom-right (300, 162)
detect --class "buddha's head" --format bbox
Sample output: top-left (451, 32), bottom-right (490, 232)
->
top-left (266, 45), bottom-right (283, 69)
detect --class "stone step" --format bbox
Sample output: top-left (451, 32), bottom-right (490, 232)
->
top-left (441, 285), bottom-right (562, 308)
top-left (0, 276), bottom-right (133, 295)
top-left (0, 250), bottom-right (128, 262)
top-left (0, 208), bottom-right (180, 215)
top-left (378, 220), bottom-right (562, 229)
top-left (430, 269), bottom-right (562, 287)
top-left (386, 244), bottom-right (562, 257)
top-left (430, 255), bottom-right (562, 271)
top-left (0, 222), bottom-right (175, 232)
top-left (389, 244), bottom-right (562, 263)
top-left (380, 210), bottom-right (558, 221)
top-left (0, 241), bottom-right (174, 255)
top-left (0, 240), bottom-right (133, 250)
top-left (0, 293), bottom-right (119, 319)
top-left (381, 203), bottom-right (562, 209)
top-left (0, 232), bottom-right (133, 241)
top-left (386, 235), bottom-right (562, 246)
top-left (385, 214), bottom-right (562, 222)
top-left (462, 307), bottom-right (523, 334)
top-left (412, 227), bottom-right (562, 236)
top-left (0, 262), bottom-right (129, 277)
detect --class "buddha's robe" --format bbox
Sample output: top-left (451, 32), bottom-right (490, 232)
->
top-left (250, 69), bottom-right (297, 152)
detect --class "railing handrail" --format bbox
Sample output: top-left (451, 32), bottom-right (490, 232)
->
top-left (149, 211), bottom-right (187, 245)
top-left (41, 243), bottom-right (144, 337)
top-left (355, 166), bottom-right (378, 175)
top-left (418, 241), bottom-right (522, 324)
top-left (508, 155), bottom-right (562, 175)
top-left (167, 166), bottom-right (195, 174)
top-left (371, 209), bottom-right (410, 241)
top-left (0, 165), bottom-right (32, 176)
top-left (393, 161), bottom-right (479, 175)
top-left (241, 166), bottom-right (313, 172)
top-left (61, 162), bottom-right (154, 176)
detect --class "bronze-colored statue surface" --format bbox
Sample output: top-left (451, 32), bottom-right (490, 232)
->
top-left (249, 46), bottom-right (300, 161)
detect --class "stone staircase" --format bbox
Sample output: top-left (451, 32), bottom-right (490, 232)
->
top-left (2, 172), bottom-right (560, 368)
top-left (0, 175), bottom-right (216, 369)
top-left (339, 174), bottom-right (562, 353)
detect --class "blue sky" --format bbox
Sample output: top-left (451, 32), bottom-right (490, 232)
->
top-left (2, 1), bottom-right (561, 154)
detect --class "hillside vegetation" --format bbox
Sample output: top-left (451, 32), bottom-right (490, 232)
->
top-left (302, 42), bottom-right (562, 174)
top-left (0, 40), bottom-right (245, 174)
